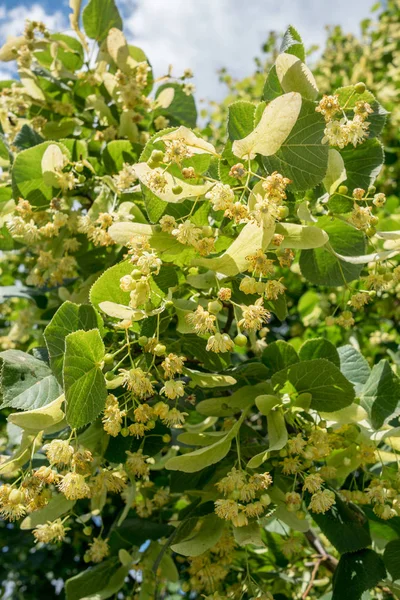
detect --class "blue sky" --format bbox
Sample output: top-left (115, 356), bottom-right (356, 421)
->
top-left (0, 0), bottom-right (376, 99)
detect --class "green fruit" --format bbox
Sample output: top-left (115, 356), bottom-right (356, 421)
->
top-left (150, 149), bottom-right (164, 162)
top-left (105, 372), bottom-right (115, 381)
top-left (208, 300), bottom-right (223, 314)
top-left (154, 343), bottom-right (166, 356)
top-left (104, 353), bottom-right (114, 365)
top-left (338, 185), bottom-right (348, 195)
top-left (121, 427), bottom-right (129, 437)
top-left (234, 333), bottom-right (247, 347)
top-left (138, 336), bottom-right (148, 346)
top-left (172, 184), bottom-right (183, 195)
top-left (278, 205), bottom-right (289, 219)
top-left (355, 82), bottom-right (366, 94)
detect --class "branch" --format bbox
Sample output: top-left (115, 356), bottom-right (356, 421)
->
top-left (304, 529), bottom-right (338, 573)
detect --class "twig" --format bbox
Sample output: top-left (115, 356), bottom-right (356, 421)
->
top-left (304, 529), bottom-right (338, 573)
top-left (302, 556), bottom-right (323, 599)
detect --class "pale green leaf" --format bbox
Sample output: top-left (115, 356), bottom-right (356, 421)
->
top-left (8, 394), bottom-right (65, 432)
top-left (323, 149), bottom-right (347, 194)
top-left (275, 222), bottom-right (329, 249)
top-left (171, 514), bottom-right (225, 556)
top-left (275, 53), bottom-right (318, 100)
top-left (21, 494), bottom-right (75, 529)
top-left (232, 92), bottom-right (302, 160)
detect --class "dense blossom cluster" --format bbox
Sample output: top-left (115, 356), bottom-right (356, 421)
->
top-left (0, 3), bottom-right (399, 599)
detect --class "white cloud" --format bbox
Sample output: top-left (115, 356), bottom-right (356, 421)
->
top-left (121, 0), bottom-right (374, 99)
top-left (0, 4), bottom-right (68, 79)
top-left (0, 4), bottom-right (66, 39)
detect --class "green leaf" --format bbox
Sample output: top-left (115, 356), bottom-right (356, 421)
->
top-left (184, 368), bottom-right (236, 389)
top-left (90, 261), bottom-right (131, 309)
top-left (311, 492), bottom-right (371, 554)
top-left (360, 360), bottom-right (400, 429)
top-left (108, 517), bottom-right (174, 553)
top-left (35, 33), bottom-right (84, 71)
top-left (65, 559), bottom-right (119, 600)
top-left (44, 301), bottom-right (103, 384)
top-left (0, 350), bottom-right (61, 410)
top-left (340, 138), bottom-right (384, 191)
top-left (227, 101), bottom-right (256, 140)
top-left (299, 338), bottom-right (340, 367)
top-left (171, 514), bottom-right (225, 556)
top-left (280, 25), bottom-right (305, 61)
top-left (299, 216), bottom-right (366, 286)
top-left (63, 329), bottom-right (108, 429)
top-left (165, 411), bottom-right (247, 473)
top-left (271, 359), bottom-right (355, 412)
top-left (335, 85), bottom-right (387, 138)
top-left (384, 539), bottom-right (400, 581)
top-left (233, 522), bottom-right (263, 547)
top-left (332, 549), bottom-right (386, 600)
top-left (21, 494), bottom-right (75, 530)
top-left (263, 65), bottom-right (283, 101)
top-left (262, 97), bottom-right (328, 191)
top-left (102, 140), bottom-right (138, 174)
top-left (196, 383), bottom-right (272, 417)
top-left (154, 83), bottom-right (197, 128)
top-left (247, 408), bottom-right (288, 468)
top-left (338, 345), bottom-right (371, 394)
top-left (262, 340), bottom-right (299, 375)
top-left (12, 141), bottom-right (70, 206)
top-left (13, 124), bottom-right (43, 150)
top-left (82, 0), bottom-right (122, 42)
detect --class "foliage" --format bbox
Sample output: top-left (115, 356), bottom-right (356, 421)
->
top-left (0, 2), bottom-right (399, 600)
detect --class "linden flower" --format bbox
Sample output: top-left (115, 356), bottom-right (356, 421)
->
top-left (161, 379), bottom-right (185, 400)
top-left (264, 280), bottom-right (286, 300)
top-left (354, 100), bottom-right (373, 120)
top-left (336, 311), bottom-right (355, 329)
top-left (224, 201), bottom-right (249, 223)
top-left (159, 214), bottom-right (177, 233)
top-left (102, 394), bottom-right (126, 437)
top-left (163, 138), bottom-right (192, 164)
top-left (0, 487), bottom-right (27, 521)
top-left (315, 94), bottom-right (341, 121)
top-left (113, 163), bottom-right (137, 191)
top-left (163, 408), bottom-right (188, 428)
top-left (239, 276), bottom-right (260, 295)
top-left (374, 504), bottom-right (397, 520)
top-left (84, 537), bottom-right (110, 563)
top-left (58, 473), bottom-right (91, 500)
top-left (195, 237), bottom-right (215, 256)
top-left (238, 299), bottom-right (271, 331)
top-left (262, 171), bottom-right (291, 201)
top-left (281, 456), bottom-right (302, 475)
top-left (145, 170), bottom-right (168, 193)
top-left (246, 249), bottom-right (275, 277)
top-left (205, 182), bottom-right (235, 212)
top-left (285, 492), bottom-right (302, 512)
top-left (217, 287), bottom-right (231, 301)
top-left (186, 305), bottom-right (216, 334)
top-left (33, 466), bottom-right (59, 484)
top-left (322, 118), bottom-right (348, 148)
top-left (244, 501), bottom-right (265, 518)
top-left (206, 333), bottom-right (234, 353)
top-left (216, 467), bottom-right (246, 495)
top-left (161, 353), bottom-right (186, 378)
top-left (349, 292), bottom-right (370, 310)
top-left (232, 511), bottom-right (249, 528)
top-left (346, 117), bottom-right (369, 147)
top-left (309, 489), bottom-right (336, 514)
top-left (33, 519), bottom-right (69, 543)
top-left (172, 220), bottom-right (202, 246)
top-left (44, 440), bottom-right (74, 466)
top-left (136, 251), bottom-right (162, 275)
top-left (126, 450), bottom-right (150, 478)
top-left (287, 434), bottom-right (306, 455)
top-left (214, 498), bottom-right (239, 520)
top-left (153, 401), bottom-right (170, 420)
top-left (303, 474), bottom-right (324, 493)
top-left (134, 403), bottom-right (154, 423)
top-left (121, 367), bottom-right (154, 399)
